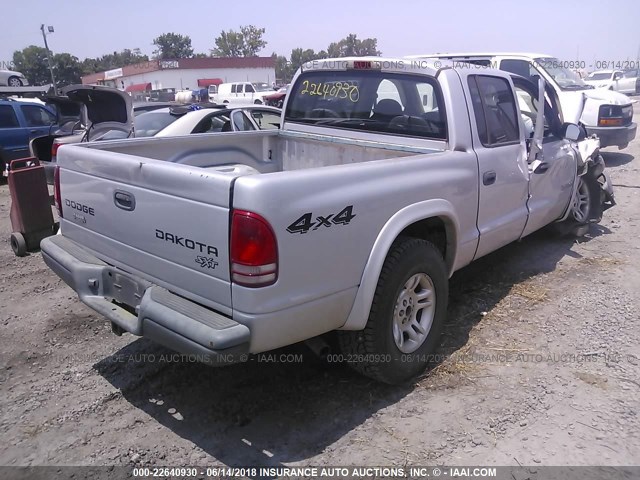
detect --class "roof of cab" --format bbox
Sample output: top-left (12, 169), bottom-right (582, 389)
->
top-left (407, 52), bottom-right (554, 59)
top-left (299, 56), bottom-right (456, 75)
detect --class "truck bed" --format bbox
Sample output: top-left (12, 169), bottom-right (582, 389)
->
top-left (78, 129), bottom-right (440, 173)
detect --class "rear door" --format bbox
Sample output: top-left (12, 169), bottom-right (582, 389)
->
top-left (0, 104), bottom-right (29, 161)
top-left (466, 74), bottom-right (530, 259)
top-left (617, 69), bottom-right (638, 94)
top-left (57, 144), bottom-right (238, 312)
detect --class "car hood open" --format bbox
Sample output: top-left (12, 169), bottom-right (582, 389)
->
top-left (62, 84), bottom-right (133, 140)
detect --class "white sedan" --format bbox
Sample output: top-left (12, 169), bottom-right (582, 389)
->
top-left (584, 70), bottom-right (639, 94)
top-left (98, 104), bottom-right (281, 140)
top-left (0, 69), bottom-right (29, 87)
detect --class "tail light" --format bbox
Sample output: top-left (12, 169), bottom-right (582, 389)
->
top-left (54, 166), bottom-right (63, 218)
top-left (51, 142), bottom-right (61, 159)
top-left (230, 210), bottom-right (278, 287)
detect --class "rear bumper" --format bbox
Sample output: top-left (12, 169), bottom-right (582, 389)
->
top-left (585, 122), bottom-right (637, 149)
top-left (40, 235), bottom-right (250, 364)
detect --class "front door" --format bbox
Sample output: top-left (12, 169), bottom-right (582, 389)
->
top-left (512, 77), bottom-right (577, 236)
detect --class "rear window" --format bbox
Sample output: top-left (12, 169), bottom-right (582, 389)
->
top-left (135, 111), bottom-right (180, 137)
top-left (285, 71), bottom-right (446, 140)
top-left (587, 72), bottom-right (612, 81)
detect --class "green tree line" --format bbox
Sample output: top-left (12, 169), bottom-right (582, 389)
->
top-left (11, 27), bottom-right (380, 88)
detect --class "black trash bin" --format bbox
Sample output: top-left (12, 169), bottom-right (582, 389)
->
top-left (8, 158), bottom-right (56, 256)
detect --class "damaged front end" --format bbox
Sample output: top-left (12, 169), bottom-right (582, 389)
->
top-left (574, 135), bottom-right (616, 212)
top-left (558, 132), bottom-right (616, 235)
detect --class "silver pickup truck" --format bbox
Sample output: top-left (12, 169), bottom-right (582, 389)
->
top-left (41, 57), bottom-right (614, 384)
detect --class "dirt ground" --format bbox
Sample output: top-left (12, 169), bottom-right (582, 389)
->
top-left (0, 108), bottom-right (639, 475)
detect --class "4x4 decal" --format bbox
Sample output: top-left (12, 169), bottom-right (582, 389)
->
top-left (287, 205), bottom-right (356, 234)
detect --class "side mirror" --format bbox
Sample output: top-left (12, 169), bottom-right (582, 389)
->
top-left (613, 72), bottom-right (622, 81)
top-left (563, 123), bottom-right (581, 142)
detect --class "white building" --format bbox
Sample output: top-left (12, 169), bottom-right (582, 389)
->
top-left (81, 57), bottom-right (276, 94)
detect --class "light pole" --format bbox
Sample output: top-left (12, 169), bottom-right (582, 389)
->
top-left (40, 24), bottom-right (58, 95)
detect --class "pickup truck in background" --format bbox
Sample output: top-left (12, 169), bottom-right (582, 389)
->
top-left (410, 53), bottom-right (637, 150)
top-left (41, 57), bottom-right (615, 384)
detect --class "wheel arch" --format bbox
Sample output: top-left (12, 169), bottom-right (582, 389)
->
top-left (340, 199), bottom-right (459, 331)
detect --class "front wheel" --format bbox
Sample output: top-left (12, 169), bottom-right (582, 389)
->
top-left (338, 238), bottom-right (448, 384)
top-left (562, 167), bottom-right (604, 236)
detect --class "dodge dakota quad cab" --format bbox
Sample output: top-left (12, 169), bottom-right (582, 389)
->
top-left (409, 53), bottom-right (637, 150)
top-left (40, 58), bottom-right (614, 384)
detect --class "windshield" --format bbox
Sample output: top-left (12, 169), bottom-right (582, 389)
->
top-left (535, 58), bottom-right (591, 90)
top-left (253, 82), bottom-right (273, 92)
top-left (285, 70), bottom-right (446, 140)
top-left (587, 72), bottom-right (612, 81)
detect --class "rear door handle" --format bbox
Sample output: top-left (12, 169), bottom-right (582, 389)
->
top-left (483, 171), bottom-right (497, 185)
top-left (114, 190), bottom-right (136, 211)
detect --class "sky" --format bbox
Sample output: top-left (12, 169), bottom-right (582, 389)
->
top-left (2, 0), bottom-right (639, 71)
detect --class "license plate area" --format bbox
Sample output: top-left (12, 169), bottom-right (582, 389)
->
top-left (101, 267), bottom-right (151, 310)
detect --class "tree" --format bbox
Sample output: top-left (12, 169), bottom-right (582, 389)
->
top-left (52, 53), bottom-right (82, 87)
top-left (211, 25), bottom-right (267, 57)
top-left (273, 53), bottom-right (290, 83)
top-left (152, 33), bottom-right (194, 59)
top-left (12, 46), bottom-right (51, 86)
top-left (81, 48), bottom-right (149, 75)
top-left (327, 34), bottom-right (381, 57)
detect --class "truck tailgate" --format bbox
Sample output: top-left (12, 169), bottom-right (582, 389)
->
top-left (57, 146), bottom-right (236, 312)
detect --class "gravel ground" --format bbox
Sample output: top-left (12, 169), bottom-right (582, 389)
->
top-left (0, 107), bottom-right (638, 475)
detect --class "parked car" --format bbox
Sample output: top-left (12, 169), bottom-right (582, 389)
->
top-left (410, 53), bottom-right (637, 149)
top-left (583, 70), bottom-right (625, 90)
top-left (264, 85), bottom-right (289, 108)
top-left (96, 105), bottom-right (281, 140)
top-left (617, 69), bottom-right (640, 95)
top-left (0, 98), bottom-right (58, 176)
top-left (42, 57), bottom-right (614, 384)
top-left (214, 82), bottom-right (276, 105)
top-left (0, 69), bottom-right (29, 87)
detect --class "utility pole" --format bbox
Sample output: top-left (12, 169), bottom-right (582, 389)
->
top-left (40, 24), bottom-right (58, 95)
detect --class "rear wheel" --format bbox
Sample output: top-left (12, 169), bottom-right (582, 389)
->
top-left (338, 238), bottom-right (448, 384)
top-left (8, 76), bottom-right (23, 87)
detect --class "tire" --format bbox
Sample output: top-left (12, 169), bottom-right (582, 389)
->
top-left (555, 167), bottom-right (604, 236)
top-left (338, 238), bottom-right (448, 384)
top-left (7, 76), bottom-right (23, 87)
top-left (10, 232), bottom-right (27, 257)
top-left (573, 168), bottom-right (603, 222)
top-left (254, 99), bottom-right (262, 105)
top-left (0, 156), bottom-right (6, 185)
